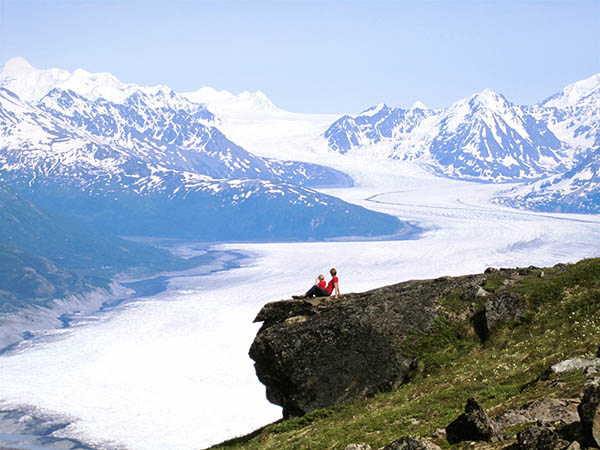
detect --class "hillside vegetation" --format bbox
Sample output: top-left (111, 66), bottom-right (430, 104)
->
top-left (211, 258), bottom-right (600, 450)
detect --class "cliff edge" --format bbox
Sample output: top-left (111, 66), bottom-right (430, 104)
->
top-left (249, 267), bottom-right (535, 418)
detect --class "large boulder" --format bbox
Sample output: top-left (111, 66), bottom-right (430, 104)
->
top-left (516, 423), bottom-right (561, 450)
top-left (249, 277), bottom-right (463, 418)
top-left (445, 398), bottom-right (502, 444)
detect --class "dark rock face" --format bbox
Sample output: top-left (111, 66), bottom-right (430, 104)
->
top-left (484, 291), bottom-right (528, 338)
top-left (445, 398), bottom-right (502, 444)
top-left (249, 277), bottom-right (466, 418)
top-left (577, 382), bottom-right (600, 446)
top-left (382, 436), bottom-right (441, 450)
top-left (516, 423), bottom-right (560, 450)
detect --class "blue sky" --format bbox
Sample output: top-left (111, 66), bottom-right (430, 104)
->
top-left (0, 0), bottom-right (598, 113)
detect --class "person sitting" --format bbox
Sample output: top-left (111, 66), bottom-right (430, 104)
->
top-left (316, 274), bottom-right (326, 289)
top-left (293, 268), bottom-right (340, 299)
top-left (325, 268), bottom-right (340, 299)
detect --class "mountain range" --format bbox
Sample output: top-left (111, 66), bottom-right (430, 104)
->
top-left (324, 75), bottom-right (600, 186)
top-left (1, 56), bottom-right (598, 246)
top-left (0, 58), bottom-right (403, 242)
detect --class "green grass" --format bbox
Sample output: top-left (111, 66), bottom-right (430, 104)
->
top-left (209, 258), bottom-right (600, 450)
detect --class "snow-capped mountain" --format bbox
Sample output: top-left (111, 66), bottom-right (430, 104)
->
top-left (0, 57), bottom-right (280, 119)
top-left (534, 73), bottom-right (600, 154)
top-left (0, 66), bottom-right (400, 240)
top-left (182, 86), bottom-right (282, 118)
top-left (324, 89), bottom-right (569, 181)
top-left (324, 103), bottom-right (436, 155)
top-left (496, 146), bottom-right (600, 213)
top-left (34, 87), bottom-right (343, 185)
top-left (429, 89), bottom-right (565, 180)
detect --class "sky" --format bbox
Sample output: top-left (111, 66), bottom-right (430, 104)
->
top-left (0, 0), bottom-right (599, 114)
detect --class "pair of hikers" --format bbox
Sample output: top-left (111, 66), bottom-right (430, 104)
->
top-left (293, 268), bottom-right (339, 300)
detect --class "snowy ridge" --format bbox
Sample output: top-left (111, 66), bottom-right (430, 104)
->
top-left (182, 87), bottom-right (282, 118)
top-left (428, 89), bottom-right (564, 180)
top-left (541, 73), bottom-right (600, 109)
top-left (496, 146), bottom-right (600, 213)
top-left (0, 57), bottom-right (281, 119)
top-left (0, 86), bottom-right (345, 192)
top-left (533, 73), bottom-right (600, 156)
top-left (0, 78), bottom-right (400, 240)
top-left (324, 103), bottom-right (438, 157)
top-left (324, 76), bottom-right (600, 183)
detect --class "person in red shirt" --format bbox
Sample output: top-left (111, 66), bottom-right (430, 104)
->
top-left (293, 268), bottom-right (340, 299)
top-left (325, 268), bottom-right (340, 299)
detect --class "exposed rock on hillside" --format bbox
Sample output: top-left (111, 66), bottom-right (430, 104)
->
top-left (382, 436), bottom-right (441, 450)
top-left (249, 267), bottom-right (539, 418)
top-left (445, 398), bottom-right (502, 444)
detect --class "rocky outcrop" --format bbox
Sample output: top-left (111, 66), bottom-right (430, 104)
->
top-left (248, 266), bottom-right (546, 418)
top-left (445, 398), bottom-right (502, 444)
top-left (494, 398), bottom-right (580, 429)
top-left (483, 291), bottom-right (528, 338)
top-left (382, 436), bottom-right (441, 450)
top-left (517, 423), bottom-right (563, 450)
top-left (249, 274), bottom-right (489, 418)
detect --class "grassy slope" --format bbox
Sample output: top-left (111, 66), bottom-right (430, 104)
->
top-left (211, 258), bottom-right (600, 450)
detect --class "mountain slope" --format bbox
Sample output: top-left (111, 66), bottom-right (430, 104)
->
top-left (0, 181), bottom-right (203, 312)
top-left (324, 103), bottom-right (436, 156)
top-left (0, 86), bottom-right (400, 240)
top-left (212, 258), bottom-right (600, 450)
top-left (536, 73), bottom-right (600, 153)
top-left (324, 90), bottom-right (568, 182)
top-left (0, 182), bottom-right (184, 273)
top-left (35, 87), bottom-right (348, 187)
top-left (496, 146), bottom-right (600, 213)
top-left (429, 89), bottom-right (564, 180)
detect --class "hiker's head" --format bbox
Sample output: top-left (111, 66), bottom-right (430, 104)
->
top-left (318, 274), bottom-right (325, 280)
top-left (330, 268), bottom-right (337, 276)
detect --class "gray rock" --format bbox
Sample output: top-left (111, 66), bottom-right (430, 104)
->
top-left (249, 268), bottom-right (525, 418)
top-left (516, 423), bottom-right (561, 449)
top-left (577, 382), bottom-right (600, 446)
top-left (382, 436), bottom-right (441, 450)
top-left (484, 291), bottom-right (528, 337)
top-left (551, 358), bottom-right (600, 376)
top-left (462, 284), bottom-right (489, 303)
top-left (250, 277), bottom-right (459, 417)
top-left (344, 444), bottom-right (371, 450)
top-left (446, 398), bottom-right (502, 444)
top-left (494, 398), bottom-right (580, 429)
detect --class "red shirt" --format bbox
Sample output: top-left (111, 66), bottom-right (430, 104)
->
top-left (326, 276), bottom-right (338, 294)
top-left (317, 280), bottom-right (326, 289)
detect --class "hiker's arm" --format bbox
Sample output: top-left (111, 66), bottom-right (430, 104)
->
top-left (334, 281), bottom-right (340, 299)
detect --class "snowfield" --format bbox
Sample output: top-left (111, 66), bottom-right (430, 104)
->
top-left (0, 156), bottom-right (599, 450)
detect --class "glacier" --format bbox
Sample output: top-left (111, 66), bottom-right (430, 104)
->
top-left (0, 158), bottom-right (599, 450)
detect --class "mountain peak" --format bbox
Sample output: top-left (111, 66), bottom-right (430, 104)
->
top-left (1, 57), bottom-right (35, 76)
top-left (410, 101), bottom-right (427, 110)
top-left (471, 88), bottom-right (504, 102)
